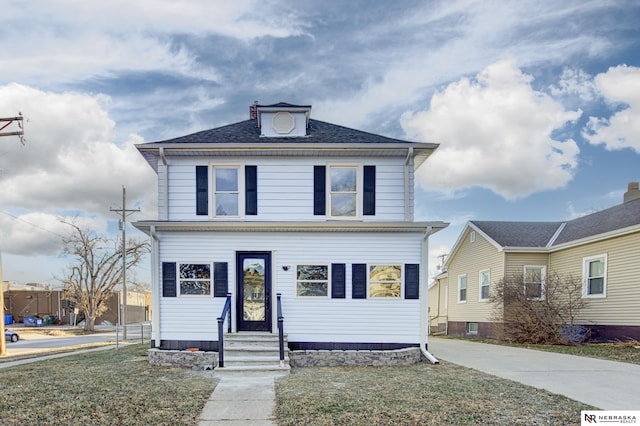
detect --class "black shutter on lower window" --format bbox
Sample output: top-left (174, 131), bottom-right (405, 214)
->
top-left (405, 264), bottom-right (420, 299)
top-left (196, 166), bottom-right (208, 216)
top-left (245, 166), bottom-right (257, 215)
top-left (213, 262), bottom-right (228, 297)
top-left (313, 165), bottom-right (326, 215)
top-left (352, 263), bottom-right (367, 299)
top-left (331, 263), bottom-right (346, 299)
top-left (363, 165), bottom-right (376, 215)
top-left (162, 262), bottom-right (177, 297)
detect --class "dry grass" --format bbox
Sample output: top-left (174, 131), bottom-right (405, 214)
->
top-left (275, 361), bottom-right (591, 425)
top-left (0, 345), bottom-right (216, 425)
top-left (520, 340), bottom-right (640, 365)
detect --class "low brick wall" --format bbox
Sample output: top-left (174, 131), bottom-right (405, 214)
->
top-left (148, 348), bottom-right (218, 370)
top-left (289, 347), bottom-right (421, 367)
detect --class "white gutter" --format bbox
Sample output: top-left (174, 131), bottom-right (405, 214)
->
top-left (159, 147), bottom-right (169, 220)
top-left (150, 226), bottom-right (161, 347)
top-left (404, 147), bottom-right (414, 221)
top-left (420, 226), bottom-right (439, 364)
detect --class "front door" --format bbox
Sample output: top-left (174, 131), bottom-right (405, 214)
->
top-left (236, 252), bottom-right (272, 332)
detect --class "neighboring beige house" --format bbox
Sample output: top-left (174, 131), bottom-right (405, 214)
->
top-left (430, 182), bottom-right (640, 342)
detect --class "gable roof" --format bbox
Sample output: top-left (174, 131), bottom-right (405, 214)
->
top-left (469, 197), bottom-right (640, 250)
top-left (470, 221), bottom-right (564, 248)
top-left (446, 197), bottom-right (640, 266)
top-left (136, 118), bottom-right (439, 172)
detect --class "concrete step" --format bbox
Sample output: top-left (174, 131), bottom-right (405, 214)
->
top-left (215, 364), bottom-right (291, 377)
top-left (223, 355), bottom-right (290, 366)
top-left (223, 333), bottom-right (287, 347)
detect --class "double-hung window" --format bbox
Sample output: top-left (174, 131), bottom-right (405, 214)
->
top-left (369, 265), bottom-right (402, 298)
top-left (213, 166), bottom-right (241, 217)
top-left (329, 165), bottom-right (359, 218)
top-left (583, 254), bottom-right (607, 297)
top-left (479, 269), bottom-right (490, 301)
top-left (524, 266), bottom-right (545, 300)
top-left (458, 274), bottom-right (467, 303)
top-left (178, 263), bottom-right (212, 296)
top-left (296, 265), bottom-right (329, 297)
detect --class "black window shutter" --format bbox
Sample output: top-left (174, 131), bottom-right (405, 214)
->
top-left (313, 165), bottom-right (326, 215)
top-left (352, 263), bottom-right (367, 299)
top-left (331, 263), bottom-right (346, 299)
top-left (196, 166), bottom-right (208, 216)
top-left (213, 262), bottom-right (228, 297)
top-left (405, 264), bottom-right (420, 299)
top-left (245, 166), bottom-right (257, 215)
top-left (162, 262), bottom-right (177, 297)
top-left (363, 165), bottom-right (376, 215)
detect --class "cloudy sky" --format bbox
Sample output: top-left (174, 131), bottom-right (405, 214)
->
top-left (0, 1), bottom-right (639, 285)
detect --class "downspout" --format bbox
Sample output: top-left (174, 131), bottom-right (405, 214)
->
top-left (404, 147), bottom-right (414, 221)
top-left (159, 147), bottom-right (169, 220)
top-left (150, 225), bottom-right (161, 347)
top-left (421, 226), bottom-right (439, 364)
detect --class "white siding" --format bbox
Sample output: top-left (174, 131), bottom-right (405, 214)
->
top-left (156, 231), bottom-right (424, 344)
top-left (164, 157), bottom-right (409, 222)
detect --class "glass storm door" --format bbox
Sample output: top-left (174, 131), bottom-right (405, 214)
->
top-left (236, 252), bottom-right (272, 332)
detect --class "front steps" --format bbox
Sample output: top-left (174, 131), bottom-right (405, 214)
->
top-left (215, 332), bottom-right (290, 377)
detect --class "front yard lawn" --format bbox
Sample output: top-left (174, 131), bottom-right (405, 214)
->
top-left (0, 345), bottom-right (216, 425)
top-left (275, 361), bottom-right (591, 425)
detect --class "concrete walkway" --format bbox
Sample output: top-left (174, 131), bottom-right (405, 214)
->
top-left (428, 337), bottom-right (640, 410)
top-left (199, 375), bottom-right (278, 425)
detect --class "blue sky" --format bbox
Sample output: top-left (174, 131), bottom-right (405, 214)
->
top-left (0, 1), bottom-right (639, 285)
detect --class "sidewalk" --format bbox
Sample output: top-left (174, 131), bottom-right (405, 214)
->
top-left (428, 337), bottom-right (640, 410)
top-left (199, 375), bottom-right (278, 425)
top-left (0, 345), bottom-right (119, 369)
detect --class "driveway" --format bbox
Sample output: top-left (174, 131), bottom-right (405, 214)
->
top-left (428, 337), bottom-right (640, 410)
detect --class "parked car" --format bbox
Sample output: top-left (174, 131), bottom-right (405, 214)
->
top-left (4, 329), bottom-right (19, 343)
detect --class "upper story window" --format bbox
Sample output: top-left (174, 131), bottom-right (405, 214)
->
top-left (314, 165), bottom-right (375, 218)
top-left (196, 165), bottom-right (257, 218)
top-left (583, 254), bottom-right (607, 297)
top-left (524, 266), bottom-right (546, 300)
top-left (329, 165), bottom-right (359, 217)
top-left (214, 166), bottom-right (240, 216)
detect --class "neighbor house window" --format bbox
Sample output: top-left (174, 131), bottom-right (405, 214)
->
top-left (583, 254), bottom-right (607, 297)
top-left (467, 322), bottom-right (478, 334)
top-left (479, 269), bottom-right (490, 301)
top-left (213, 165), bottom-right (242, 217)
top-left (524, 266), bottom-right (546, 300)
top-left (296, 265), bottom-right (329, 297)
top-left (178, 263), bottom-right (212, 296)
top-left (369, 265), bottom-right (401, 298)
top-left (458, 274), bottom-right (467, 303)
top-left (329, 165), bottom-right (359, 218)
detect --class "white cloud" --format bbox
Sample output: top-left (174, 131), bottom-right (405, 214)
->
top-left (583, 65), bottom-right (640, 153)
top-left (0, 84), bottom-right (157, 256)
top-left (549, 68), bottom-right (597, 102)
top-left (401, 59), bottom-right (581, 200)
top-left (0, 1), bottom-right (306, 87)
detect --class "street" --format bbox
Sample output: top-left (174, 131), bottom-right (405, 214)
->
top-left (2, 324), bottom-right (150, 358)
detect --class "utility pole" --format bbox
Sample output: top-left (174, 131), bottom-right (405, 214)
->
top-left (110, 187), bottom-right (140, 340)
top-left (0, 113), bottom-right (24, 356)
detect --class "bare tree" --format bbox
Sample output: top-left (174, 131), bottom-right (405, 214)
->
top-left (490, 272), bottom-right (588, 344)
top-left (60, 221), bottom-right (149, 331)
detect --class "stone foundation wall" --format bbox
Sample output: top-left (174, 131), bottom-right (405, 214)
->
top-left (148, 348), bottom-right (218, 370)
top-left (289, 347), bottom-right (421, 367)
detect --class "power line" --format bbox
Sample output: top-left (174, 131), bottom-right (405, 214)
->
top-left (0, 210), bottom-right (66, 238)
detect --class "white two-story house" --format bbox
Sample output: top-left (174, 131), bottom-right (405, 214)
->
top-left (134, 102), bottom-right (447, 358)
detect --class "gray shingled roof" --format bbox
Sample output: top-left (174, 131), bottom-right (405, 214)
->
top-left (553, 197), bottom-right (640, 245)
top-left (471, 197), bottom-right (640, 248)
top-left (152, 119), bottom-right (418, 145)
top-left (471, 221), bottom-right (563, 247)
